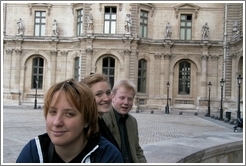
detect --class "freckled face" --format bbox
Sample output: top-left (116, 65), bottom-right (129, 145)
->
top-left (46, 91), bottom-right (86, 147)
top-left (90, 81), bottom-right (112, 117)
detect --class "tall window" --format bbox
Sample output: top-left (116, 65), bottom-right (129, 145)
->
top-left (74, 57), bottom-right (80, 81)
top-left (34, 11), bottom-right (46, 36)
top-left (102, 57), bottom-right (115, 87)
top-left (104, 7), bottom-right (116, 34)
top-left (32, 57), bottom-right (44, 89)
top-left (139, 10), bottom-right (148, 38)
top-left (180, 14), bottom-right (192, 40)
top-left (77, 9), bottom-right (83, 36)
top-left (178, 61), bottom-right (190, 94)
top-left (137, 59), bottom-right (147, 93)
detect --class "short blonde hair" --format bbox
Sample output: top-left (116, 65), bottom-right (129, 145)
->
top-left (111, 79), bottom-right (136, 96)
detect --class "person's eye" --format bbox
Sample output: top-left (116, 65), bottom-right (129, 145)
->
top-left (49, 109), bottom-right (56, 115)
top-left (95, 93), bottom-right (102, 97)
top-left (65, 111), bottom-right (75, 117)
top-left (106, 91), bottom-right (111, 96)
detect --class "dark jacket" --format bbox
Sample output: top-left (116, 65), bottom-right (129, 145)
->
top-left (16, 133), bottom-right (124, 163)
top-left (98, 117), bottom-right (120, 150)
top-left (103, 109), bottom-right (147, 163)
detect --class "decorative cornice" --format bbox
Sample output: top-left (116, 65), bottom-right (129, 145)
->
top-left (50, 50), bottom-right (57, 55)
top-left (124, 49), bottom-right (131, 55)
top-left (6, 49), bottom-right (13, 54)
top-left (15, 49), bottom-right (22, 54)
top-left (27, 3), bottom-right (53, 16)
top-left (173, 3), bottom-right (200, 19)
top-left (71, 3), bottom-right (84, 15)
top-left (86, 48), bottom-right (93, 54)
top-left (201, 54), bottom-right (209, 60)
top-left (154, 53), bottom-right (162, 59)
top-left (60, 50), bottom-right (68, 56)
top-left (164, 54), bottom-right (171, 59)
top-left (210, 55), bottom-right (219, 60)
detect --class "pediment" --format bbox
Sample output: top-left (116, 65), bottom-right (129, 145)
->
top-left (138, 3), bottom-right (155, 17)
top-left (173, 3), bottom-right (200, 19)
top-left (27, 3), bottom-right (53, 16)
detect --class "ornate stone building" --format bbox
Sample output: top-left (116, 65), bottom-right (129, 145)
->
top-left (2, 3), bottom-right (244, 118)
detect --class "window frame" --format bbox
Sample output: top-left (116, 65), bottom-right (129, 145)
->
top-left (139, 10), bottom-right (148, 38)
top-left (180, 14), bottom-right (192, 40)
top-left (104, 6), bottom-right (117, 34)
top-left (102, 57), bottom-right (115, 87)
top-left (76, 9), bottom-right (83, 36)
top-left (34, 11), bottom-right (46, 36)
top-left (32, 57), bottom-right (44, 89)
top-left (137, 59), bottom-right (147, 93)
top-left (178, 61), bottom-right (191, 94)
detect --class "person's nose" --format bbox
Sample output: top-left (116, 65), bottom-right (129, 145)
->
top-left (53, 114), bottom-right (64, 126)
top-left (103, 93), bottom-right (111, 101)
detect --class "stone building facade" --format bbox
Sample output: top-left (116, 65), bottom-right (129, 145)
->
top-left (2, 3), bottom-right (244, 117)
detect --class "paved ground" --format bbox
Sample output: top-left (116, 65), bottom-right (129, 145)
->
top-left (1, 105), bottom-right (244, 164)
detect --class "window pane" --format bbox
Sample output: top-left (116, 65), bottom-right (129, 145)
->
top-left (39, 68), bottom-right (43, 74)
top-left (35, 25), bottom-right (40, 36)
top-left (110, 69), bottom-right (114, 75)
top-left (181, 22), bottom-right (185, 26)
top-left (111, 21), bottom-right (116, 33)
top-left (40, 59), bottom-right (44, 66)
top-left (105, 14), bottom-right (110, 19)
top-left (41, 18), bottom-right (46, 23)
top-left (36, 12), bottom-right (40, 17)
top-left (42, 12), bottom-right (46, 17)
top-left (104, 21), bottom-right (109, 33)
top-left (180, 28), bottom-right (185, 39)
top-left (187, 29), bottom-right (191, 40)
top-left (143, 26), bottom-right (147, 37)
top-left (187, 22), bottom-right (192, 27)
top-left (41, 25), bottom-right (45, 36)
top-left (35, 18), bottom-right (40, 23)
top-left (111, 14), bottom-right (116, 20)
top-left (181, 15), bottom-right (186, 20)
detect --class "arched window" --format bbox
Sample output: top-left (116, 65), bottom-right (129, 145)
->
top-left (179, 61), bottom-right (190, 94)
top-left (74, 57), bottom-right (80, 81)
top-left (102, 57), bottom-right (115, 87)
top-left (32, 57), bottom-right (44, 89)
top-left (137, 59), bottom-right (147, 93)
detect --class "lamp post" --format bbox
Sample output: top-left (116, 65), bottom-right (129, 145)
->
top-left (165, 82), bottom-right (170, 114)
top-left (34, 79), bottom-right (38, 109)
top-left (237, 75), bottom-right (242, 119)
top-left (219, 78), bottom-right (225, 121)
top-left (206, 82), bottom-right (212, 117)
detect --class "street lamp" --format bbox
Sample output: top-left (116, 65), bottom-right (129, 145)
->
top-left (237, 75), bottom-right (242, 119)
top-left (34, 79), bottom-right (38, 109)
top-left (205, 82), bottom-right (212, 117)
top-left (219, 78), bottom-right (225, 121)
top-left (165, 81), bottom-right (170, 114)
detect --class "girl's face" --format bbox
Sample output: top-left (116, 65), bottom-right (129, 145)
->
top-left (90, 81), bottom-right (112, 118)
top-left (46, 91), bottom-right (87, 148)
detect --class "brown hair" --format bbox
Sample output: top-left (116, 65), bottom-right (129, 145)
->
top-left (43, 78), bottom-right (99, 139)
top-left (81, 73), bottom-right (111, 89)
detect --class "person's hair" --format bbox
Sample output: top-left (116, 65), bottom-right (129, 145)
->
top-left (43, 78), bottom-right (99, 139)
top-left (111, 79), bottom-right (136, 96)
top-left (80, 73), bottom-right (111, 89)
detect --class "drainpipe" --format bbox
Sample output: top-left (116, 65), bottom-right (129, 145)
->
top-left (223, 3), bottom-right (227, 79)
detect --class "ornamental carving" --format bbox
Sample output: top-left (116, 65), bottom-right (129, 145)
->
top-left (6, 49), bottom-right (13, 54)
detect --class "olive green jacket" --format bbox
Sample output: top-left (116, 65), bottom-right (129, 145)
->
top-left (103, 109), bottom-right (147, 163)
